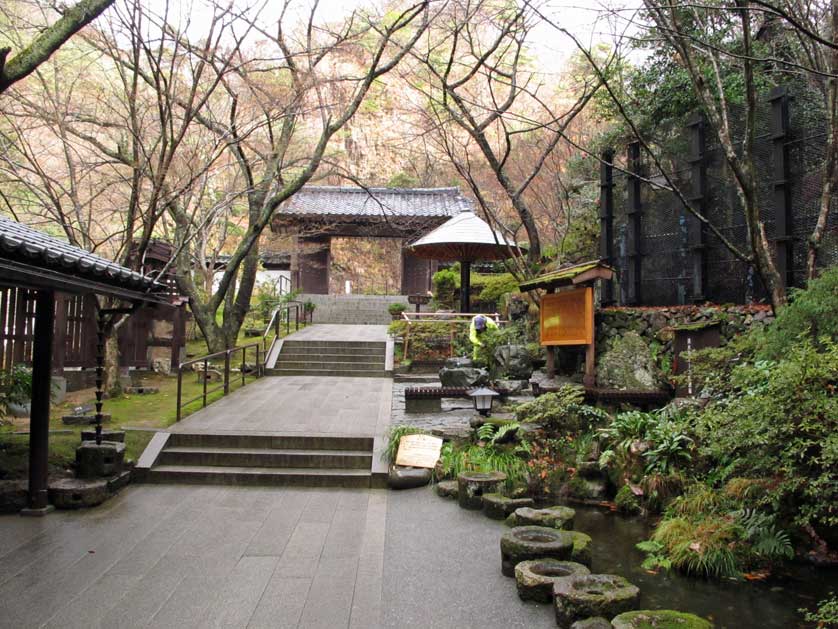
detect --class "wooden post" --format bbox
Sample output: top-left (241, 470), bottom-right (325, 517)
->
top-left (51, 292), bottom-right (67, 374)
top-left (583, 337), bottom-right (596, 388)
top-left (459, 261), bottom-right (471, 313)
top-left (24, 289), bottom-right (55, 515)
top-left (545, 288), bottom-right (556, 379)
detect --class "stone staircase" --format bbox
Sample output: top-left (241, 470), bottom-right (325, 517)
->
top-left (266, 339), bottom-right (389, 377)
top-left (144, 432), bottom-right (377, 487)
top-left (300, 293), bottom-right (421, 325)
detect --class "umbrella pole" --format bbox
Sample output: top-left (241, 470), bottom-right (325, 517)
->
top-left (460, 260), bottom-right (471, 313)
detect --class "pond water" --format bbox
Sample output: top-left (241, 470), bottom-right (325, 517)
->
top-left (391, 380), bottom-right (838, 626)
top-left (573, 505), bottom-right (838, 628)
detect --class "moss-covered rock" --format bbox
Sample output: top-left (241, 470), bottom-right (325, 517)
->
top-left (615, 485), bottom-right (641, 514)
top-left (515, 559), bottom-right (590, 603)
top-left (611, 610), bottom-right (713, 628)
top-left (569, 531), bottom-right (593, 567)
top-left (553, 574), bottom-right (640, 627)
top-left (500, 526), bottom-right (574, 577)
top-left (482, 493), bottom-right (534, 520)
top-left (508, 505), bottom-right (576, 529)
top-left (597, 331), bottom-right (665, 391)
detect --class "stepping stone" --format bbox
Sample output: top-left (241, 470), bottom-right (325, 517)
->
top-left (500, 525), bottom-right (574, 577)
top-left (569, 531), bottom-right (593, 567)
top-left (482, 493), bottom-right (534, 520)
top-left (435, 480), bottom-right (459, 499)
top-left (515, 559), bottom-right (590, 603)
top-left (458, 471), bottom-right (507, 510)
top-left (553, 574), bottom-right (640, 627)
top-left (611, 610), bottom-right (713, 629)
top-left (507, 505), bottom-right (575, 529)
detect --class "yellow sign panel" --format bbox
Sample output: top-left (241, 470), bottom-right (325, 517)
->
top-left (395, 434), bottom-right (444, 469)
top-left (540, 287), bottom-right (593, 346)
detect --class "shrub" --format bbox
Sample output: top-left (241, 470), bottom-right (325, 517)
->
top-left (388, 302), bottom-right (408, 316)
top-left (436, 441), bottom-right (529, 489)
top-left (514, 385), bottom-right (609, 434)
top-left (477, 273), bottom-right (519, 304)
top-left (615, 485), bottom-right (641, 514)
top-left (757, 266), bottom-right (838, 360)
top-left (432, 267), bottom-right (458, 308)
top-left (800, 593), bottom-right (838, 627)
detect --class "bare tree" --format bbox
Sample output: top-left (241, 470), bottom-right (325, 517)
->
top-left (162, 0), bottom-right (435, 350)
top-left (0, 0), bottom-right (114, 93)
top-left (407, 0), bottom-right (602, 273)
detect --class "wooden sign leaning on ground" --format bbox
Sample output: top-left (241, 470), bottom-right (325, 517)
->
top-left (395, 434), bottom-right (443, 469)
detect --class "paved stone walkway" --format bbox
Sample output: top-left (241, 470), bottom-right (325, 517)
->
top-left (0, 484), bottom-right (558, 628)
top-left (171, 376), bottom-right (392, 437)
top-left (281, 324), bottom-right (390, 343)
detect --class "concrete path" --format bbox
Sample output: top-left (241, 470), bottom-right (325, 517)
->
top-left (171, 376), bottom-right (392, 437)
top-left (0, 484), bottom-right (556, 629)
top-left (281, 324), bottom-right (390, 343)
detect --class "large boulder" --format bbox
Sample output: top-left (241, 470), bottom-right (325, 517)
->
top-left (494, 345), bottom-right (534, 379)
top-left (439, 366), bottom-right (489, 388)
top-left (611, 610), bottom-right (713, 629)
top-left (388, 465), bottom-right (432, 490)
top-left (597, 331), bottom-right (665, 391)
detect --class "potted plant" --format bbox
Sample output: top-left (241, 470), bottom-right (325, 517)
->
top-left (303, 300), bottom-right (316, 322)
top-left (2, 365), bottom-right (33, 418)
top-left (388, 302), bottom-right (408, 320)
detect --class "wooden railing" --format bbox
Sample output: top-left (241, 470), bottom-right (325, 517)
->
top-left (175, 343), bottom-right (262, 421)
top-left (399, 311), bottom-right (507, 361)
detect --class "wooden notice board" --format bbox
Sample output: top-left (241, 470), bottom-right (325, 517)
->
top-left (540, 287), bottom-right (593, 346)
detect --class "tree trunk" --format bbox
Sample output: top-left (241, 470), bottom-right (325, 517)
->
top-left (103, 330), bottom-right (122, 397)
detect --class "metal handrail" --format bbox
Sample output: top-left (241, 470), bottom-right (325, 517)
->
top-left (175, 342), bottom-right (263, 421)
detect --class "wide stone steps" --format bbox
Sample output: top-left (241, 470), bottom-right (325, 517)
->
top-left (142, 432), bottom-right (378, 487)
top-left (266, 367), bottom-right (391, 378)
top-left (147, 465), bottom-right (372, 488)
top-left (270, 339), bottom-right (388, 377)
top-left (158, 446), bottom-right (372, 469)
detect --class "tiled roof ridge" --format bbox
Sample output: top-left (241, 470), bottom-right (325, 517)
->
top-left (299, 186), bottom-right (462, 195)
top-left (0, 215), bottom-right (160, 291)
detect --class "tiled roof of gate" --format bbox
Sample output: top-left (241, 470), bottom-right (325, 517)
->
top-left (0, 215), bottom-right (160, 292)
top-left (279, 186), bottom-right (473, 219)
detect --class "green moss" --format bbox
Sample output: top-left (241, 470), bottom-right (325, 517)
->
top-left (611, 609), bottom-right (713, 629)
top-left (615, 485), bottom-right (641, 514)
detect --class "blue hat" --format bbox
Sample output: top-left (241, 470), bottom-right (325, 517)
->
top-left (474, 315), bottom-right (487, 330)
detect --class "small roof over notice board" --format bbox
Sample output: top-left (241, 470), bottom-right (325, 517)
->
top-left (518, 260), bottom-right (614, 292)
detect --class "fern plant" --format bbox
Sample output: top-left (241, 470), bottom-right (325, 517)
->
top-left (733, 509), bottom-right (794, 560)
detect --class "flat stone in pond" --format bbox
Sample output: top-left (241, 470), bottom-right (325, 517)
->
top-left (435, 480), bottom-right (459, 499)
top-left (482, 493), bottom-right (534, 520)
top-left (508, 505), bottom-right (575, 530)
top-left (48, 478), bottom-right (109, 509)
top-left (500, 525), bottom-right (574, 577)
top-left (515, 559), bottom-right (590, 603)
top-left (553, 574), bottom-right (640, 627)
top-left (611, 610), bottom-right (713, 629)
top-left (458, 471), bottom-right (507, 510)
